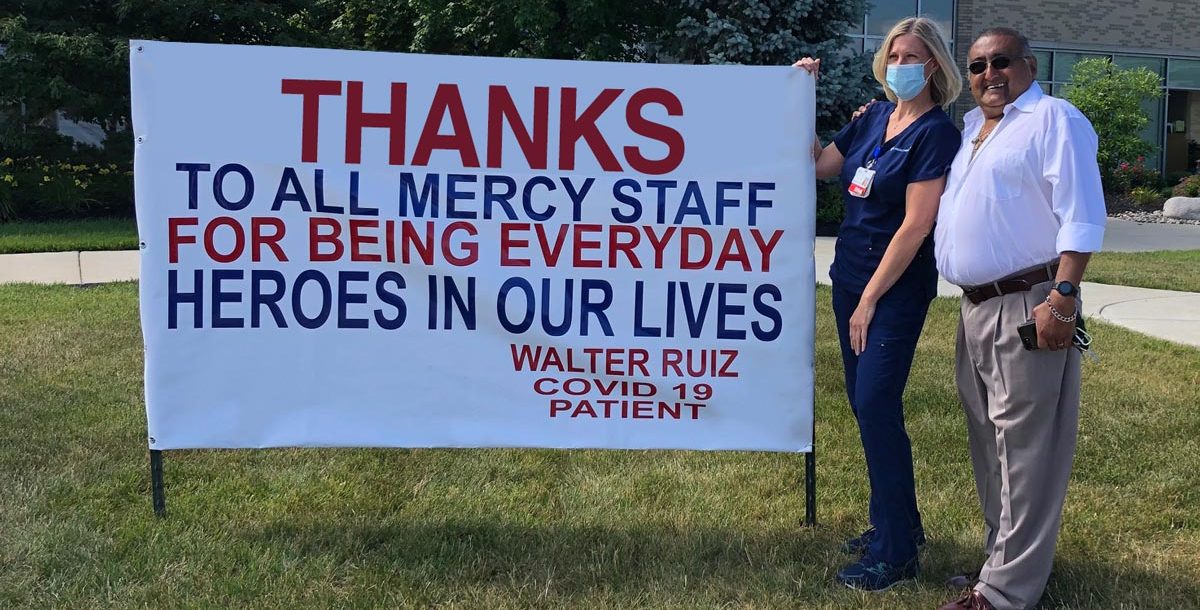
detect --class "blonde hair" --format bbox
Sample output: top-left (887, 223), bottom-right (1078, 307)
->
top-left (872, 17), bottom-right (962, 108)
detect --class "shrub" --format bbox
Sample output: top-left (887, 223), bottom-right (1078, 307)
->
top-left (0, 156), bottom-right (132, 221)
top-left (1109, 157), bottom-right (1161, 194)
top-left (0, 182), bottom-right (15, 222)
top-left (1172, 174), bottom-right (1200, 198)
top-left (1129, 186), bottom-right (1162, 208)
top-left (1065, 58), bottom-right (1162, 190)
top-left (815, 179), bottom-right (844, 231)
top-left (1165, 171), bottom-right (1192, 187)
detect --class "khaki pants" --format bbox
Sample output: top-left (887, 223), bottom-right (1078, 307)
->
top-left (956, 281), bottom-right (1080, 610)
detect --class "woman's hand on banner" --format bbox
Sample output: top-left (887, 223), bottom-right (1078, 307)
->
top-left (793, 57), bottom-right (821, 79)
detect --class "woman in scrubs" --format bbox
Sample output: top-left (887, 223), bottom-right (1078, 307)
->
top-left (795, 16), bottom-right (962, 591)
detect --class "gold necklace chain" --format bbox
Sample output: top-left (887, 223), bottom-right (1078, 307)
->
top-left (971, 121), bottom-right (999, 157)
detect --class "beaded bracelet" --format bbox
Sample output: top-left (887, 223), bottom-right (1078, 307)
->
top-left (1044, 295), bottom-right (1077, 323)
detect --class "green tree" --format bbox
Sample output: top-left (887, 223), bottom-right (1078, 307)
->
top-left (0, 1), bottom-right (341, 160)
top-left (328, 0), bottom-right (668, 60)
top-left (0, 1), bottom-right (344, 218)
top-left (661, 0), bottom-right (874, 135)
top-left (1064, 57), bottom-right (1162, 188)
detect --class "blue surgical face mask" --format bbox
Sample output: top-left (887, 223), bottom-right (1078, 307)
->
top-left (886, 60), bottom-right (932, 101)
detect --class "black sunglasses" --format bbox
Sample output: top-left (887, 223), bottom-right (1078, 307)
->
top-left (968, 55), bottom-right (1027, 75)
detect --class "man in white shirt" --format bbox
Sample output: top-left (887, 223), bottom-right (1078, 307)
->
top-left (934, 28), bottom-right (1106, 610)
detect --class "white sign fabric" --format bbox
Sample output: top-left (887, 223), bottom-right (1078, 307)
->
top-left (131, 40), bottom-right (816, 451)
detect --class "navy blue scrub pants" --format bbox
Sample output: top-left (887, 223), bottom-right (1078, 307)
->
top-left (832, 281), bottom-right (932, 565)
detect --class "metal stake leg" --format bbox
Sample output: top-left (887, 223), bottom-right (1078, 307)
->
top-left (150, 449), bottom-right (166, 517)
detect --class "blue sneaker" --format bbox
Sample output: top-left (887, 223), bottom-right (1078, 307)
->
top-left (841, 526), bottom-right (927, 554)
top-left (841, 527), bottom-right (877, 554)
top-left (836, 555), bottom-right (919, 592)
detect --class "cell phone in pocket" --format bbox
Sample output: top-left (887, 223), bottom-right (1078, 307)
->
top-left (1017, 319), bottom-right (1038, 351)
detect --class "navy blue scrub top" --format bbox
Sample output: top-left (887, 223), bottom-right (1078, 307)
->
top-left (830, 102), bottom-right (960, 295)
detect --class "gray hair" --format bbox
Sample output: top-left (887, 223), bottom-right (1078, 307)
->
top-left (975, 27), bottom-right (1033, 57)
top-left (973, 27), bottom-right (1035, 78)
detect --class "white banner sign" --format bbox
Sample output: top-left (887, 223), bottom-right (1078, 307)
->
top-left (131, 40), bottom-right (816, 451)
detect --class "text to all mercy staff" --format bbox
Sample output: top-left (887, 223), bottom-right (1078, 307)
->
top-left (159, 79), bottom-right (789, 340)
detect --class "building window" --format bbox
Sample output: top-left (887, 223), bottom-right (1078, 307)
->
top-left (845, 0), bottom-right (955, 54)
top-left (1052, 52), bottom-right (1109, 83)
top-left (1115, 56), bottom-right (1166, 80)
top-left (1167, 59), bottom-right (1200, 90)
top-left (920, 0), bottom-right (954, 39)
top-left (1031, 50), bottom-right (1053, 82)
top-left (867, 0), bottom-right (918, 37)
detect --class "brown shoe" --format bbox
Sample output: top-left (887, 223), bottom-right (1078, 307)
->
top-left (937, 589), bottom-right (997, 610)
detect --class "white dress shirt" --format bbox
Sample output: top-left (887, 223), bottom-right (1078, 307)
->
top-left (934, 83), bottom-right (1107, 286)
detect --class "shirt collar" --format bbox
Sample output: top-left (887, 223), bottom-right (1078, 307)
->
top-left (964, 81), bottom-right (1044, 126)
top-left (1009, 82), bottom-right (1043, 113)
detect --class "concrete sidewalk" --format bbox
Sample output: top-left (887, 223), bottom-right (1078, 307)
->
top-left (0, 250), bottom-right (139, 285)
top-left (1, 243), bottom-right (1198, 348)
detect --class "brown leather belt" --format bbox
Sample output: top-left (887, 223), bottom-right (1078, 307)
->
top-left (962, 262), bottom-right (1059, 305)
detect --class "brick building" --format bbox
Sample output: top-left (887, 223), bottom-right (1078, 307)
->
top-left (844, 0), bottom-right (1200, 175)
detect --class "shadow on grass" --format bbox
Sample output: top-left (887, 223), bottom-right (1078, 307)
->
top-left (250, 517), bottom-right (840, 581)
top-left (241, 517), bottom-right (1199, 608)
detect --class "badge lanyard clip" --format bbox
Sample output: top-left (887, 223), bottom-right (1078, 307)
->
top-left (848, 145), bottom-right (880, 198)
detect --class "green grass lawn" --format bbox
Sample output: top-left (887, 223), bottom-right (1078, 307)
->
top-left (1087, 250), bottom-right (1200, 293)
top-left (1, 284), bottom-right (1197, 609)
top-left (0, 218), bottom-right (138, 254)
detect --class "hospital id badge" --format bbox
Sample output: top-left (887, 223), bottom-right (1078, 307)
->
top-left (848, 166), bottom-right (875, 198)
